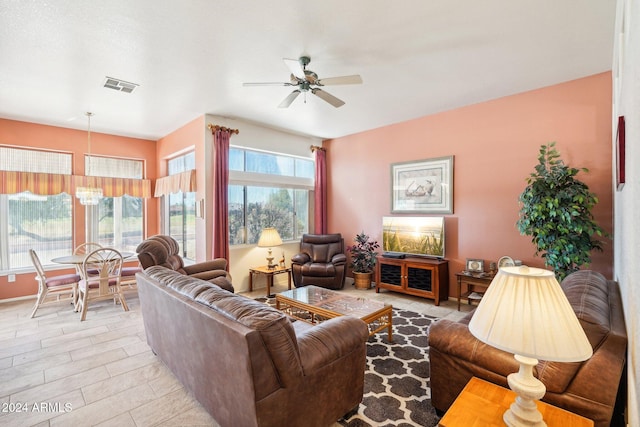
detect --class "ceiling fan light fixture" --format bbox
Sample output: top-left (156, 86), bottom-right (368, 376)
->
top-left (244, 56), bottom-right (361, 108)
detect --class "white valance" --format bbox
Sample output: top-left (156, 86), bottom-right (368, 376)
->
top-left (154, 170), bottom-right (197, 197)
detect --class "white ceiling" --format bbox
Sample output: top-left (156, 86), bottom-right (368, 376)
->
top-left (0, 0), bottom-right (616, 141)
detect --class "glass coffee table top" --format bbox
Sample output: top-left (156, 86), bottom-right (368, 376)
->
top-left (276, 285), bottom-right (393, 340)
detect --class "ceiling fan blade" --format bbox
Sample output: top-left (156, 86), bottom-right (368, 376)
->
top-left (242, 82), bottom-right (292, 87)
top-left (316, 75), bottom-right (363, 86)
top-left (283, 58), bottom-right (305, 80)
top-left (278, 90), bottom-right (301, 108)
top-left (311, 88), bottom-right (345, 108)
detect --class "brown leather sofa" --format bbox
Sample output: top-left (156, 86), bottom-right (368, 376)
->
top-left (428, 270), bottom-right (627, 427)
top-left (291, 233), bottom-right (347, 290)
top-left (136, 266), bottom-right (369, 427)
top-left (136, 234), bottom-right (234, 292)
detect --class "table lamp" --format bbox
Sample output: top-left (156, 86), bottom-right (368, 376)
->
top-left (257, 227), bottom-right (282, 269)
top-left (468, 266), bottom-right (592, 427)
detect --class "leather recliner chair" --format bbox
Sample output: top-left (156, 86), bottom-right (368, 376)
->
top-left (136, 234), bottom-right (234, 293)
top-left (291, 233), bottom-right (346, 290)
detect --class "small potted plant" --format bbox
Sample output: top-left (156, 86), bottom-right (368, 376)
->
top-left (347, 231), bottom-right (380, 289)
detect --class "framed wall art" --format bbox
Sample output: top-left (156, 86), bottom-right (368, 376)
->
top-left (391, 155), bottom-right (453, 213)
top-left (616, 115), bottom-right (625, 191)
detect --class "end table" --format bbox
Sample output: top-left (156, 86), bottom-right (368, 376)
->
top-left (248, 265), bottom-right (292, 297)
top-left (455, 272), bottom-right (494, 311)
top-left (438, 377), bottom-right (593, 426)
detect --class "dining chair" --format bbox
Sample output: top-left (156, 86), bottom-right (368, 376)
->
top-left (77, 247), bottom-right (129, 321)
top-left (29, 249), bottom-right (81, 318)
top-left (119, 264), bottom-right (142, 291)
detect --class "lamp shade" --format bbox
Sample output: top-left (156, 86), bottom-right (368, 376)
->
top-left (257, 228), bottom-right (283, 247)
top-left (468, 266), bottom-right (592, 362)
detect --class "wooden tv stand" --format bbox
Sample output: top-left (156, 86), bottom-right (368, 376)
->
top-left (375, 256), bottom-right (449, 305)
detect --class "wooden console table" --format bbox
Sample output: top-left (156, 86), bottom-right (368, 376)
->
top-left (248, 265), bottom-right (291, 297)
top-left (439, 377), bottom-right (593, 426)
top-left (455, 272), bottom-right (494, 311)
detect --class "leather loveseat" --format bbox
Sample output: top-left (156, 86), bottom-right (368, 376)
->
top-left (136, 266), bottom-right (369, 427)
top-left (136, 234), bottom-right (234, 292)
top-left (428, 270), bottom-right (627, 427)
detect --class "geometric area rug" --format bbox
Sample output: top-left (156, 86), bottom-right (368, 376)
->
top-left (255, 297), bottom-right (441, 427)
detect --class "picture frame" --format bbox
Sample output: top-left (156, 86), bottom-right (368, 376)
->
top-left (391, 155), bottom-right (454, 213)
top-left (616, 116), bottom-right (625, 191)
top-left (466, 258), bottom-right (484, 273)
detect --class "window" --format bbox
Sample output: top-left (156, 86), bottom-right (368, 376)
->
top-left (229, 147), bottom-right (313, 245)
top-left (166, 152), bottom-right (196, 260)
top-left (0, 147), bottom-right (73, 270)
top-left (87, 156), bottom-right (144, 251)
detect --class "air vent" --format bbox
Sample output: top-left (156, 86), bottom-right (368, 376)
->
top-left (103, 76), bottom-right (139, 93)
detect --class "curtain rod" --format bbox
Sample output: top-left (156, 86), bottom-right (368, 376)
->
top-left (207, 123), bottom-right (239, 135)
top-left (310, 145), bottom-right (325, 152)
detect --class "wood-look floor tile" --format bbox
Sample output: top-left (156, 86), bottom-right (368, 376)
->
top-left (68, 335), bottom-right (141, 361)
top-left (49, 383), bottom-right (155, 427)
top-left (93, 412), bottom-right (137, 427)
top-left (2, 388), bottom-right (84, 427)
top-left (44, 348), bottom-right (127, 382)
top-left (11, 366), bottom-right (109, 405)
top-left (156, 406), bottom-right (220, 426)
top-left (0, 352), bottom-right (71, 383)
top-left (12, 337), bottom-right (93, 367)
top-left (82, 362), bottom-right (168, 404)
top-left (129, 388), bottom-right (211, 427)
top-left (104, 350), bottom-right (157, 377)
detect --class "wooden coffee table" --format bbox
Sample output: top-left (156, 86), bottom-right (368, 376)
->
top-left (276, 285), bottom-right (393, 341)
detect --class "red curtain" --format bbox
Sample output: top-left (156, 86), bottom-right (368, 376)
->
top-left (314, 147), bottom-right (327, 234)
top-left (212, 129), bottom-right (230, 263)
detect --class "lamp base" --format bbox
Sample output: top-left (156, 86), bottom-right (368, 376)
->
top-left (266, 256), bottom-right (275, 269)
top-left (504, 354), bottom-right (546, 427)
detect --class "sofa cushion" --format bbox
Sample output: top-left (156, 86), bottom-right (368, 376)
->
top-left (195, 287), bottom-right (303, 386)
top-left (536, 270), bottom-right (610, 394)
top-left (562, 270), bottom-right (610, 349)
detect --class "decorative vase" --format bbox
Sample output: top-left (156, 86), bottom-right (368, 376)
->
top-left (353, 271), bottom-right (373, 290)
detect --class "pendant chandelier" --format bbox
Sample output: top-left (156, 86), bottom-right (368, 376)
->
top-left (75, 112), bottom-right (103, 205)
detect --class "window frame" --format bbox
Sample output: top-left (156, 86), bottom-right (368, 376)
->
top-left (229, 147), bottom-right (314, 247)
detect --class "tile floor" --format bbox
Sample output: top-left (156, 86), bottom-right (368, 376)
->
top-left (0, 281), bottom-right (473, 427)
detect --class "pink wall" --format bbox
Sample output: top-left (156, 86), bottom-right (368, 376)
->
top-left (0, 118), bottom-right (158, 300)
top-left (325, 73), bottom-right (613, 297)
top-left (155, 115), bottom-right (207, 260)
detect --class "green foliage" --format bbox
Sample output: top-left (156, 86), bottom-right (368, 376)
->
top-left (517, 142), bottom-right (605, 280)
top-left (347, 232), bottom-right (380, 273)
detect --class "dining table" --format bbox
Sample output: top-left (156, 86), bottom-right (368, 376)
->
top-left (51, 251), bottom-right (135, 265)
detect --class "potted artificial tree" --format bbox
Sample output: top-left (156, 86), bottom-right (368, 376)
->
top-left (517, 142), bottom-right (606, 281)
top-left (347, 231), bottom-right (380, 289)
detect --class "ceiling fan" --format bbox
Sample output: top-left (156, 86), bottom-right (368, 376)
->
top-left (243, 56), bottom-right (362, 108)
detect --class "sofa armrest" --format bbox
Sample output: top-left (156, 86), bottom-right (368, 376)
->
top-left (183, 259), bottom-right (228, 275)
top-left (330, 253), bottom-right (347, 265)
top-left (296, 316), bottom-right (368, 373)
top-left (291, 253), bottom-right (310, 265)
top-left (428, 318), bottom-right (518, 377)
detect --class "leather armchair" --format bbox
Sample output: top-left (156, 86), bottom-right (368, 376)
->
top-left (291, 233), bottom-right (346, 290)
top-left (136, 235), bottom-right (234, 292)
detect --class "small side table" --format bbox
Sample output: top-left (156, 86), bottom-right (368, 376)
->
top-left (455, 272), bottom-right (494, 311)
top-left (248, 265), bottom-right (292, 297)
top-left (438, 377), bottom-right (593, 427)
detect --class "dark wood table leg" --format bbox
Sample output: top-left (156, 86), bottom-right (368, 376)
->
top-left (267, 274), bottom-right (274, 298)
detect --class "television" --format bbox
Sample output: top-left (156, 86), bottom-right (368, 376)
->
top-left (382, 216), bottom-right (445, 258)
